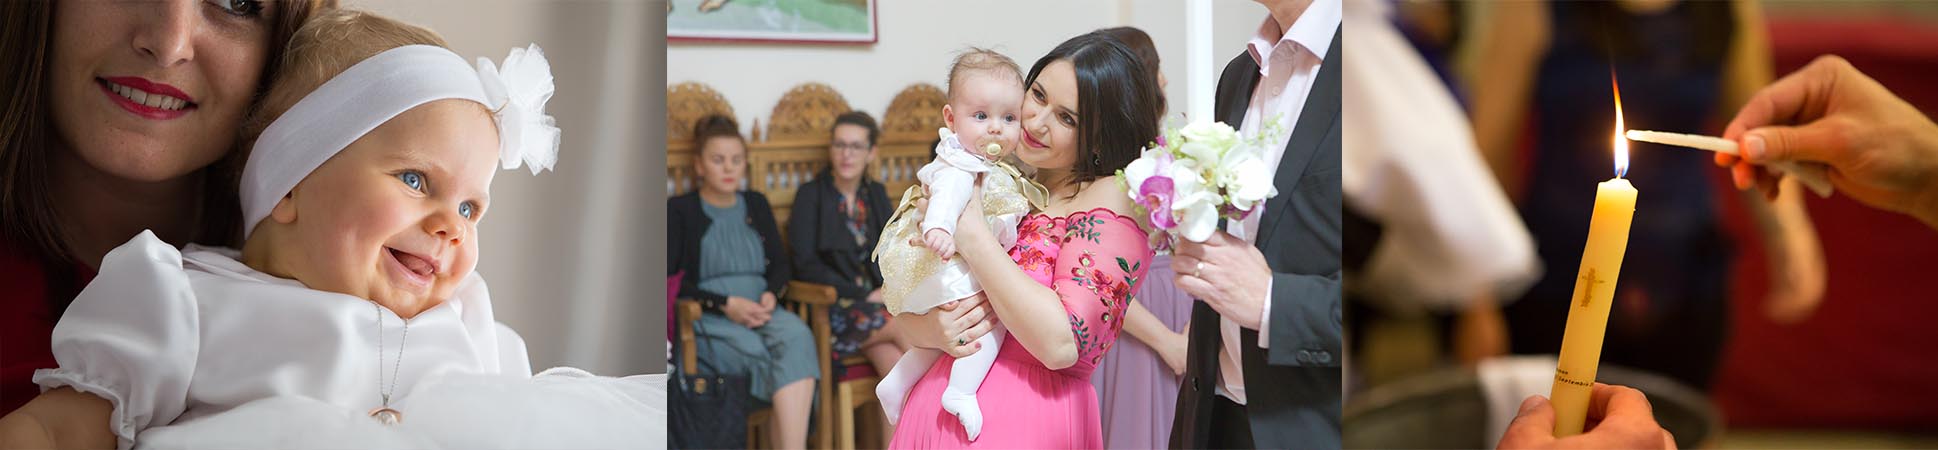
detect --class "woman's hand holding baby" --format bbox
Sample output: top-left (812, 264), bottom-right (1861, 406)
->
top-left (899, 295), bottom-right (997, 358)
top-left (950, 177), bottom-right (991, 253)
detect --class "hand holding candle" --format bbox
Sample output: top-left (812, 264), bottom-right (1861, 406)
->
top-left (1551, 79), bottom-right (1639, 438)
top-left (1624, 130), bottom-right (1834, 197)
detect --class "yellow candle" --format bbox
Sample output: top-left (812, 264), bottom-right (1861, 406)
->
top-left (1553, 77), bottom-right (1636, 437)
top-left (1551, 177), bottom-right (1637, 436)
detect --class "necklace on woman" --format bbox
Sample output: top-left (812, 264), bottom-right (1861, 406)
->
top-left (370, 301), bottom-right (410, 424)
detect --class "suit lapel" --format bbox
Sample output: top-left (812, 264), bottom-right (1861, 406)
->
top-left (1255, 27), bottom-right (1341, 249)
top-left (1219, 59), bottom-right (1257, 131)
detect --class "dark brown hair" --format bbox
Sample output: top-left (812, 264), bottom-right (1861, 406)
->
top-left (1098, 26), bottom-right (1165, 118)
top-left (692, 114), bottom-right (745, 151)
top-left (1024, 31), bottom-right (1162, 189)
top-left (1, 0), bottom-right (336, 315)
top-left (830, 110), bottom-right (879, 148)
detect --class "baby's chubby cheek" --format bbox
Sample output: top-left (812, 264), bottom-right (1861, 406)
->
top-left (433, 246), bottom-right (482, 296)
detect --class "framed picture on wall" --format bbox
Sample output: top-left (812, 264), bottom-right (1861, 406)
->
top-left (668, 0), bottom-right (877, 44)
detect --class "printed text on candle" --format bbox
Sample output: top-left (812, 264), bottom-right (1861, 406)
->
top-left (1555, 371), bottom-right (1592, 388)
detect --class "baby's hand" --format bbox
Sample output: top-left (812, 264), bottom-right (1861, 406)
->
top-left (924, 229), bottom-right (956, 260)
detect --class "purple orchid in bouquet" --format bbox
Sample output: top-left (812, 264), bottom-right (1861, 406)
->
top-left (1117, 120), bottom-right (1280, 253)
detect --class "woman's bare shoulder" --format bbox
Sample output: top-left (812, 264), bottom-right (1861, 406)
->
top-left (1077, 176), bottom-right (1151, 231)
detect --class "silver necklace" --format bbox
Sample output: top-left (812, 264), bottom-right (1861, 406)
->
top-left (369, 301), bottom-right (410, 425)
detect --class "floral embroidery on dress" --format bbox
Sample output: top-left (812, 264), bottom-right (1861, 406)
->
top-left (1064, 215), bottom-right (1107, 245)
top-left (1013, 243), bottom-right (1053, 275)
top-left (1069, 313), bottom-right (1093, 357)
top-left (1008, 208), bottom-right (1152, 369)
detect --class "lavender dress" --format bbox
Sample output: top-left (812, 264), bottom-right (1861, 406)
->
top-left (1091, 254), bottom-right (1191, 449)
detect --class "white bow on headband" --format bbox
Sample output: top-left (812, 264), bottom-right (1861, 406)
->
top-left (240, 44), bottom-right (561, 239)
top-left (478, 44), bottom-right (559, 175)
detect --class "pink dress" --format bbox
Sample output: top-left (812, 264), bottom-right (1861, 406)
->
top-left (890, 208), bottom-right (1153, 449)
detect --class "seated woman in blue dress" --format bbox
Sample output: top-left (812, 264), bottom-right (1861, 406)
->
top-left (669, 114), bottom-right (819, 448)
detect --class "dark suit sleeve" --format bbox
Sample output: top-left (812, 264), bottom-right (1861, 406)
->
top-left (1265, 133), bottom-right (1344, 368)
top-left (1267, 270), bottom-right (1342, 367)
top-left (787, 185), bottom-right (870, 300)
top-left (747, 193), bottom-right (793, 297)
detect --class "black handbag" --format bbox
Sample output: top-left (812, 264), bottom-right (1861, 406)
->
top-left (670, 314), bottom-right (752, 449)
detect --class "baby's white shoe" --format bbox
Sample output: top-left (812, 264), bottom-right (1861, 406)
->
top-left (939, 387), bottom-right (983, 441)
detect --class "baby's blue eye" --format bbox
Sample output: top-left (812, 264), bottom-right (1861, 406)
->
top-left (974, 111), bottom-right (988, 120)
top-left (1004, 114), bottom-right (1018, 123)
top-left (398, 171), bottom-right (425, 191)
top-left (458, 202), bottom-right (476, 219)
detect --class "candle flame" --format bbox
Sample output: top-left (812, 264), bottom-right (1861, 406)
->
top-left (1612, 72), bottom-right (1628, 178)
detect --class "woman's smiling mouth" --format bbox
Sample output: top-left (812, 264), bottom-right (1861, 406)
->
top-left (97, 76), bottom-right (196, 120)
top-left (1022, 127), bottom-right (1049, 149)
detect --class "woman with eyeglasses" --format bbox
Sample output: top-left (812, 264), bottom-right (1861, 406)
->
top-left (786, 111), bottom-right (905, 441)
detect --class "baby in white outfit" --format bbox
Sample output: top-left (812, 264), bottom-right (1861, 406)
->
top-left (873, 48), bottom-right (1044, 441)
top-left (0, 10), bottom-right (562, 449)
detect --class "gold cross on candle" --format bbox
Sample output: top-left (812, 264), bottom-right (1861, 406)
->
top-left (1577, 268), bottom-right (1606, 307)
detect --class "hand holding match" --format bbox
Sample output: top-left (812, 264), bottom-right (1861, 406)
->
top-left (1624, 130), bottom-right (1834, 197)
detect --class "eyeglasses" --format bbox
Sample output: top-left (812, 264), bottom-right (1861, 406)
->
top-left (832, 141), bottom-right (872, 154)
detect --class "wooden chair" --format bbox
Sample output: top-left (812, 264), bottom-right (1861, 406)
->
top-left (668, 81), bottom-right (945, 449)
top-left (666, 81), bottom-right (731, 196)
top-left (874, 83), bottom-right (948, 199)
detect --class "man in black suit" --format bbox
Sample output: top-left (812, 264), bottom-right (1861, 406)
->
top-left (1168, 0), bottom-right (1342, 448)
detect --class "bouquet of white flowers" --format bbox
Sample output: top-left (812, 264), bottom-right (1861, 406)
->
top-left (1117, 120), bottom-right (1281, 252)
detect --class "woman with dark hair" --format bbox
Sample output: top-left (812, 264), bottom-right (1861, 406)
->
top-left (888, 31), bottom-right (1161, 448)
top-left (1089, 25), bottom-right (1192, 450)
top-left (668, 114), bottom-right (819, 449)
top-left (1099, 26), bottom-right (1167, 115)
top-left (787, 110), bottom-right (904, 387)
top-left (0, 0), bottom-right (336, 416)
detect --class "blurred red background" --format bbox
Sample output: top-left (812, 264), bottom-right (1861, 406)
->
top-left (1713, 15), bottom-right (1938, 430)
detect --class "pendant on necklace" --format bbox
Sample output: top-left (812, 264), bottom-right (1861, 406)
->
top-left (370, 407), bottom-right (403, 425)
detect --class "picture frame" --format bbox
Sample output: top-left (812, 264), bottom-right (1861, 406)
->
top-left (668, 0), bottom-right (878, 44)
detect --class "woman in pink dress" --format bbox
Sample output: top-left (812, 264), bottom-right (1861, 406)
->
top-left (889, 31), bottom-right (1164, 448)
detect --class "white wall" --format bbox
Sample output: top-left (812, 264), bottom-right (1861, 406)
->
top-left (347, 0), bottom-right (662, 375)
top-left (667, 0), bottom-right (1269, 133)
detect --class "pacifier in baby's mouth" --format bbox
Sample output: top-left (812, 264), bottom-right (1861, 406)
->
top-left (970, 135), bottom-right (1004, 157)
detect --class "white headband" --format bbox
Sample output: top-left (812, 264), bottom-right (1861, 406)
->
top-left (240, 44), bottom-right (559, 238)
